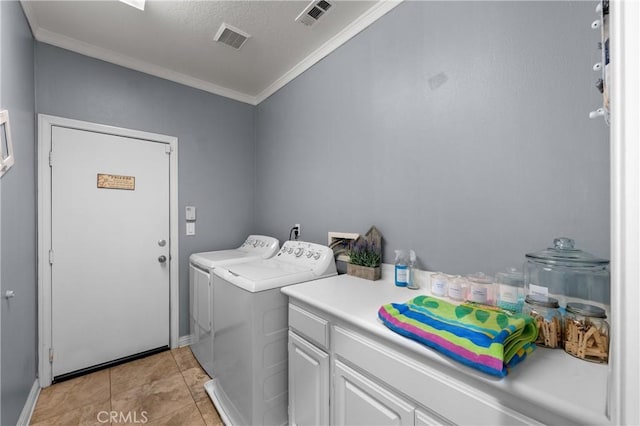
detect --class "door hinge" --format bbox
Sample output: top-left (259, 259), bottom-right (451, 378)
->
top-left (49, 151), bottom-right (53, 167)
top-left (49, 348), bottom-right (54, 363)
top-left (49, 250), bottom-right (54, 264)
top-left (165, 145), bottom-right (172, 154)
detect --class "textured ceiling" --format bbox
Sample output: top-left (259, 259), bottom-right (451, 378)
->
top-left (21, 0), bottom-right (401, 104)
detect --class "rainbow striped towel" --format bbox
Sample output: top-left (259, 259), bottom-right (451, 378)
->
top-left (378, 295), bottom-right (538, 377)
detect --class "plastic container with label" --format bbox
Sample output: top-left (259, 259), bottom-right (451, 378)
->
top-left (447, 276), bottom-right (467, 301)
top-left (430, 272), bottom-right (448, 297)
top-left (394, 250), bottom-right (409, 287)
top-left (495, 267), bottom-right (525, 313)
top-left (465, 272), bottom-right (495, 305)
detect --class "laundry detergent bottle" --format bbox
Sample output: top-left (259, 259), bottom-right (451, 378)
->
top-left (394, 250), bottom-right (409, 287)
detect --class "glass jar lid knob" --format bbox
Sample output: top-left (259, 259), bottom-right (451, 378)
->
top-left (554, 237), bottom-right (575, 250)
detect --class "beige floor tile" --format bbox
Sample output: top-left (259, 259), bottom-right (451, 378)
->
top-left (30, 370), bottom-right (110, 423)
top-left (30, 399), bottom-right (111, 426)
top-left (111, 372), bottom-right (193, 422)
top-left (195, 398), bottom-right (223, 426)
top-left (127, 401), bottom-right (204, 426)
top-left (171, 347), bottom-right (200, 372)
top-left (110, 351), bottom-right (180, 395)
top-left (181, 367), bottom-right (211, 402)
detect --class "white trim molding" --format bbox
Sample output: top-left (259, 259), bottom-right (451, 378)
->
top-left (16, 380), bottom-right (40, 426)
top-left (37, 114), bottom-right (180, 387)
top-left (255, 0), bottom-right (403, 104)
top-left (32, 28), bottom-right (256, 105)
top-left (609, 0), bottom-right (640, 424)
top-left (178, 334), bottom-right (196, 348)
top-left (20, 0), bottom-right (403, 106)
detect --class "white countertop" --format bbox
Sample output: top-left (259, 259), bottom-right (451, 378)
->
top-left (282, 270), bottom-right (610, 425)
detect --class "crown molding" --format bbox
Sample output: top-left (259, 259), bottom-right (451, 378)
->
top-left (255, 0), bottom-right (403, 104)
top-left (32, 28), bottom-right (258, 105)
top-left (20, 0), bottom-right (39, 37)
top-left (20, 0), bottom-right (404, 106)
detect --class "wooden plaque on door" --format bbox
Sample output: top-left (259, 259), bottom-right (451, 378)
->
top-left (97, 173), bottom-right (135, 190)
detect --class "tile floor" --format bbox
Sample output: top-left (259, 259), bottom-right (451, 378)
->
top-left (30, 347), bottom-right (223, 426)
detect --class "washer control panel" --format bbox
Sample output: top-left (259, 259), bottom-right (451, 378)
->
top-left (239, 235), bottom-right (280, 258)
top-left (275, 240), bottom-right (337, 275)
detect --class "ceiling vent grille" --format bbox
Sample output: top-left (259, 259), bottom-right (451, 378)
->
top-left (213, 23), bottom-right (250, 50)
top-left (295, 0), bottom-right (334, 27)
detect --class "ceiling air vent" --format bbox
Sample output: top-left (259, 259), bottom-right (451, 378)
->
top-left (295, 0), bottom-right (334, 27)
top-left (213, 23), bottom-right (251, 50)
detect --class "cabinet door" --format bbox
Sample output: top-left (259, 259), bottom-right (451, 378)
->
top-left (415, 408), bottom-right (452, 426)
top-left (289, 331), bottom-right (330, 426)
top-left (333, 360), bottom-right (414, 426)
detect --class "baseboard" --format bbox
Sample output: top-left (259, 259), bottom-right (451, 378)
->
top-left (17, 379), bottom-right (40, 426)
top-left (177, 334), bottom-right (195, 347)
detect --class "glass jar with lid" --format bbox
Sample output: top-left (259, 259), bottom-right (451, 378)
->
top-left (564, 303), bottom-right (609, 364)
top-left (524, 237), bottom-right (610, 308)
top-left (465, 272), bottom-right (495, 305)
top-left (495, 267), bottom-right (525, 313)
top-left (523, 295), bottom-right (563, 349)
top-left (430, 272), bottom-right (448, 297)
top-left (447, 276), bottom-right (467, 301)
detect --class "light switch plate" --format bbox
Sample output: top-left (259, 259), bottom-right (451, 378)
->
top-left (185, 206), bottom-right (196, 221)
top-left (186, 222), bottom-right (195, 236)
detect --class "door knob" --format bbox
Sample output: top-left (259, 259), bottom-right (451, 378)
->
top-left (158, 255), bottom-right (167, 263)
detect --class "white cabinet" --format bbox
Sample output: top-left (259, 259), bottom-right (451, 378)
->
top-left (284, 276), bottom-right (609, 426)
top-left (286, 300), bottom-right (550, 426)
top-left (333, 360), bottom-right (414, 426)
top-left (414, 408), bottom-right (451, 426)
top-left (288, 331), bottom-right (329, 426)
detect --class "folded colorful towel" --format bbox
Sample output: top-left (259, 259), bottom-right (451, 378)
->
top-left (378, 295), bottom-right (538, 377)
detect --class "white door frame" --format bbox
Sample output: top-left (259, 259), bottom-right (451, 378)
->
top-left (37, 114), bottom-right (179, 387)
top-left (610, 1), bottom-right (640, 424)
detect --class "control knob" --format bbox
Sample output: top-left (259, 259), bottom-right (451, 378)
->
top-left (294, 248), bottom-right (304, 257)
top-left (313, 252), bottom-right (321, 260)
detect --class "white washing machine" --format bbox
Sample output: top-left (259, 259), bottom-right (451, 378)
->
top-left (189, 235), bottom-right (279, 377)
top-left (204, 240), bottom-right (337, 426)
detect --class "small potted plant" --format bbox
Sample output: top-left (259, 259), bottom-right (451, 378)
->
top-left (347, 239), bottom-right (382, 281)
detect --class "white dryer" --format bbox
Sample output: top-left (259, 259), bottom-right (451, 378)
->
top-left (189, 235), bottom-right (279, 377)
top-left (204, 240), bottom-right (337, 426)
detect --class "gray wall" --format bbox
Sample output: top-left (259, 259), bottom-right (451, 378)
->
top-left (1, 1), bottom-right (37, 424)
top-left (35, 43), bottom-right (256, 336)
top-left (255, 1), bottom-right (610, 274)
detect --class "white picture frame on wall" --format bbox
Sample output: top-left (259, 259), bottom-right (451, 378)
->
top-left (0, 110), bottom-right (15, 178)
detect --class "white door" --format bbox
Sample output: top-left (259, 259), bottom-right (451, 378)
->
top-left (50, 126), bottom-right (170, 377)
